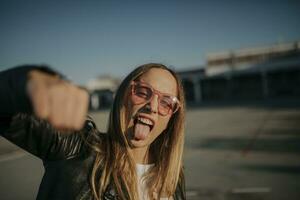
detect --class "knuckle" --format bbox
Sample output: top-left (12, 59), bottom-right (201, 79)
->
top-left (73, 123), bottom-right (82, 130)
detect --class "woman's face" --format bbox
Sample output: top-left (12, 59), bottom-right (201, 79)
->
top-left (126, 68), bottom-right (178, 148)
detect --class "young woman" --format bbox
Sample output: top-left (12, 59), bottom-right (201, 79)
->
top-left (0, 63), bottom-right (186, 200)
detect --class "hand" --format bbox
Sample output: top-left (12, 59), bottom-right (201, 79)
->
top-left (27, 70), bottom-right (89, 131)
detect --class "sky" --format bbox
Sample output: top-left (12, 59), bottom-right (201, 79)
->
top-left (1, 0), bottom-right (300, 85)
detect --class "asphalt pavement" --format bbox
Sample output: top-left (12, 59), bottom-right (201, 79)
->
top-left (1, 101), bottom-right (300, 200)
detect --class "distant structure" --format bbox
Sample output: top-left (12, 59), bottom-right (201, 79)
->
top-left (206, 42), bottom-right (300, 76)
top-left (178, 41), bottom-right (300, 104)
top-left (87, 41), bottom-right (300, 109)
top-left (177, 68), bottom-right (205, 103)
top-left (86, 75), bottom-right (120, 110)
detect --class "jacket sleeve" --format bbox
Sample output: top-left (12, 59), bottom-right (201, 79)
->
top-left (0, 65), bottom-right (62, 133)
top-left (2, 113), bottom-right (93, 161)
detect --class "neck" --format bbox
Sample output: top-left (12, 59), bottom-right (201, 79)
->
top-left (129, 146), bottom-right (153, 164)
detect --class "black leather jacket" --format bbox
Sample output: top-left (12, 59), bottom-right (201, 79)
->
top-left (2, 113), bottom-right (96, 200)
top-left (0, 66), bottom-right (185, 200)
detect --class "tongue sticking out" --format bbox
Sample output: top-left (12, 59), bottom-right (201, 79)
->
top-left (134, 123), bottom-right (150, 140)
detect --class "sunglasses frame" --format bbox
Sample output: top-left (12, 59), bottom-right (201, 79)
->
top-left (130, 81), bottom-right (181, 116)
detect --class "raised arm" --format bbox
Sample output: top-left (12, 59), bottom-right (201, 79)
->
top-left (26, 68), bottom-right (89, 131)
top-left (0, 65), bottom-right (90, 160)
top-left (0, 65), bottom-right (89, 131)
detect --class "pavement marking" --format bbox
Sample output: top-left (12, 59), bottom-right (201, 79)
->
top-left (231, 187), bottom-right (272, 193)
top-left (0, 151), bottom-right (28, 162)
top-left (186, 190), bottom-right (198, 197)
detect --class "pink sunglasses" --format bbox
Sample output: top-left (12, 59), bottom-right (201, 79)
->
top-left (130, 81), bottom-right (180, 116)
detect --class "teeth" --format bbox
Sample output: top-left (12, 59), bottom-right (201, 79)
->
top-left (137, 117), bottom-right (153, 126)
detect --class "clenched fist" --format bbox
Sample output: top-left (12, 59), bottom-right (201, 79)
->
top-left (27, 70), bottom-right (89, 131)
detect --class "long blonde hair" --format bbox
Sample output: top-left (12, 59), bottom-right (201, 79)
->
top-left (89, 63), bottom-right (186, 199)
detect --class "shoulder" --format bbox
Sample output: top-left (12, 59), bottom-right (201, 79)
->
top-left (84, 115), bottom-right (107, 137)
top-left (82, 115), bottom-right (108, 148)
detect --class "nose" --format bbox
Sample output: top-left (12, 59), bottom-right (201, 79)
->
top-left (148, 94), bottom-right (159, 114)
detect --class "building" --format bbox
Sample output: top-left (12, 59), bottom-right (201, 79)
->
top-left (87, 41), bottom-right (300, 109)
top-left (178, 41), bottom-right (300, 103)
top-left (86, 75), bottom-right (120, 110)
top-left (177, 68), bottom-right (205, 104)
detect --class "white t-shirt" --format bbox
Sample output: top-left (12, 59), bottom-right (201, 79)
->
top-left (136, 163), bottom-right (172, 200)
top-left (107, 164), bottom-right (173, 199)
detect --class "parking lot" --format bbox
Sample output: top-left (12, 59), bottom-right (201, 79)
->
top-left (1, 101), bottom-right (300, 199)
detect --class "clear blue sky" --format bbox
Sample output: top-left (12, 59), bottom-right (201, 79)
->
top-left (1, 0), bottom-right (299, 84)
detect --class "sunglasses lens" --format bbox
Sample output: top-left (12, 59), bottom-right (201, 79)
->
top-left (132, 84), bottom-right (152, 104)
top-left (159, 96), bottom-right (178, 115)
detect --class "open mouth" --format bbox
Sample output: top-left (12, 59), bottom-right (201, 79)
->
top-left (134, 116), bottom-right (154, 131)
top-left (133, 115), bottom-right (155, 140)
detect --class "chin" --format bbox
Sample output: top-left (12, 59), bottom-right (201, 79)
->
top-left (129, 138), bottom-right (151, 148)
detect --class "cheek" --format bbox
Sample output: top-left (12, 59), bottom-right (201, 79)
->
top-left (127, 96), bottom-right (138, 116)
top-left (126, 99), bottom-right (136, 126)
top-left (130, 104), bottom-right (143, 116)
top-left (155, 115), bottom-right (171, 132)
top-left (127, 103), bottom-right (143, 125)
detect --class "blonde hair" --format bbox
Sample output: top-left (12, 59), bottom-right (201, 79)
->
top-left (89, 63), bottom-right (186, 200)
